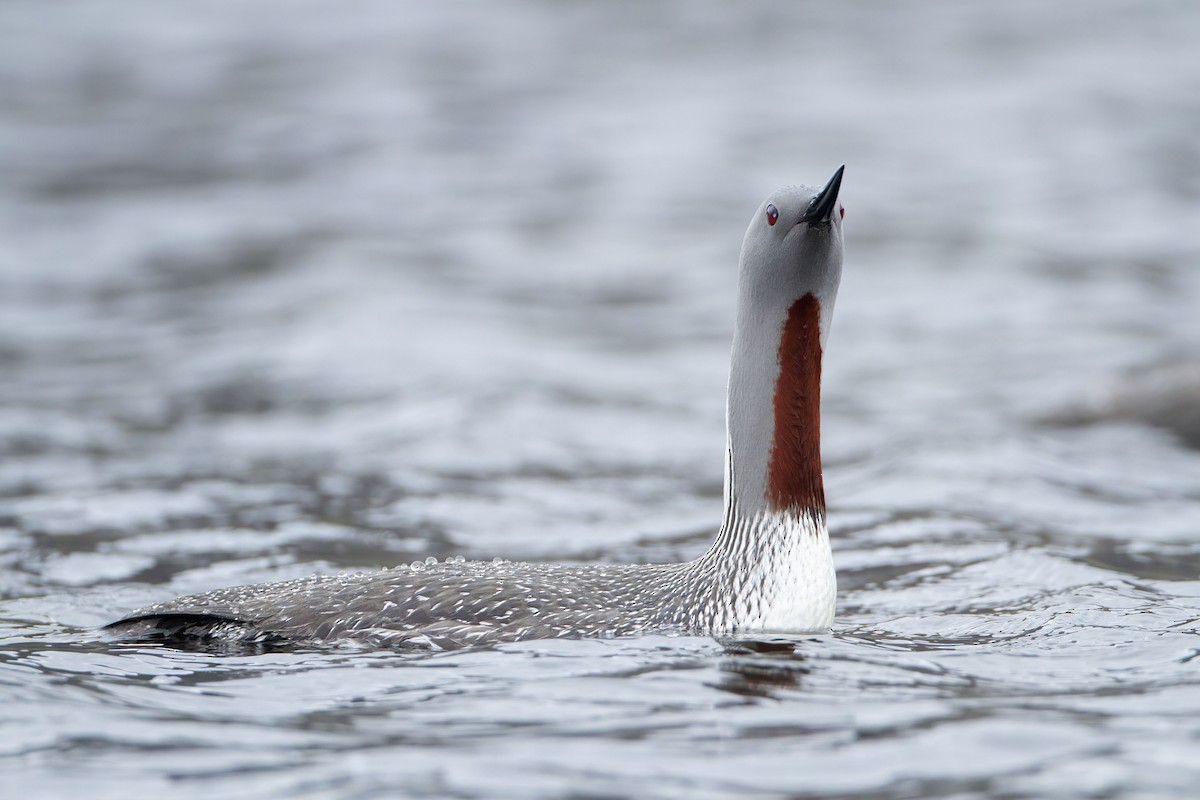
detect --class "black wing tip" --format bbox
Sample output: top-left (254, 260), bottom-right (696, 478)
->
top-left (103, 613), bottom-right (292, 654)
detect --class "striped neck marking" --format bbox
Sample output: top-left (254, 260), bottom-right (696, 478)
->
top-left (766, 292), bottom-right (825, 517)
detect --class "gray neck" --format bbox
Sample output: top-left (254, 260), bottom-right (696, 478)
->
top-left (722, 285), bottom-right (831, 528)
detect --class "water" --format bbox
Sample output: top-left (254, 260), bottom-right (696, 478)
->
top-left (2, 1), bottom-right (1200, 797)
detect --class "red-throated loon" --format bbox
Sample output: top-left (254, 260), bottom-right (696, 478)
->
top-left (106, 166), bottom-right (846, 651)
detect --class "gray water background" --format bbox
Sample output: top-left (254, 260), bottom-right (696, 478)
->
top-left (3, 2), bottom-right (1200, 797)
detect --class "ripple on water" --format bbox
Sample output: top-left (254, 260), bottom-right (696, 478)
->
top-left (2, 1), bottom-right (1200, 798)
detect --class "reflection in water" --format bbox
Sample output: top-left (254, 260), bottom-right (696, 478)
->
top-left (716, 638), bottom-right (810, 698)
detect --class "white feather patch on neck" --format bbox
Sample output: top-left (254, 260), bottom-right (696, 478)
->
top-left (734, 508), bottom-right (836, 633)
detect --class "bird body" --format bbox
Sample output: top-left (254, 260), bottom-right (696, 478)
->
top-left (108, 167), bottom-right (846, 651)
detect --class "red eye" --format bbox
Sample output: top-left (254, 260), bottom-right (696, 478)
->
top-left (839, 205), bottom-right (845, 220)
top-left (766, 204), bottom-right (779, 226)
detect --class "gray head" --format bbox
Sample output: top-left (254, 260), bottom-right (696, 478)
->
top-left (724, 166), bottom-right (845, 522)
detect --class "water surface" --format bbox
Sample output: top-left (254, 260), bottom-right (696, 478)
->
top-left (2, 2), bottom-right (1200, 797)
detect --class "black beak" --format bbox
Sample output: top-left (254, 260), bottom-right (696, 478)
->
top-left (799, 165), bottom-right (844, 225)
